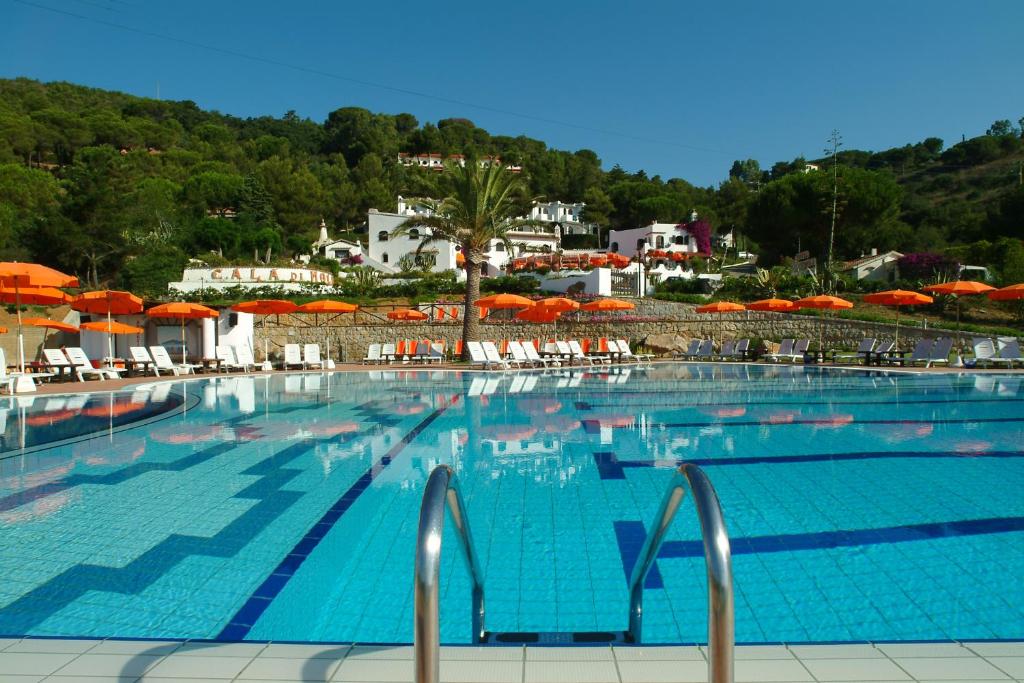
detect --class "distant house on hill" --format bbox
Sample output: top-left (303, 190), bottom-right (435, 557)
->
top-left (841, 249), bottom-right (903, 282)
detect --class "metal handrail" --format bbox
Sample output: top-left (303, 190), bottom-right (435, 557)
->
top-left (627, 463), bottom-right (734, 683)
top-left (414, 465), bottom-right (486, 683)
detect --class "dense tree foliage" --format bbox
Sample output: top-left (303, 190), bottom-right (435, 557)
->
top-left (0, 78), bottom-right (1021, 297)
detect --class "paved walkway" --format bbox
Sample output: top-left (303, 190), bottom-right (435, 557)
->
top-left (0, 639), bottom-right (1021, 682)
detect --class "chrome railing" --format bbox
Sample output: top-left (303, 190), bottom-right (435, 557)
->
top-left (627, 463), bottom-right (734, 683)
top-left (414, 465), bottom-right (486, 683)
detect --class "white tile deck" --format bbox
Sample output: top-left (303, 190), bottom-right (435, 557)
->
top-left (0, 639), bottom-right (1015, 682)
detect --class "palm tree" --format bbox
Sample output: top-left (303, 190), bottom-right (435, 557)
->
top-left (393, 161), bottom-right (536, 359)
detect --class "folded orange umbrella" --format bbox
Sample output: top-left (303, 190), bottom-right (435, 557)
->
top-left (387, 309), bottom-right (428, 321)
top-left (79, 320), bottom-right (144, 334)
top-left (746, 298), bottom-right (794, 312)
top-left (22, 317), bottom-right (79, 334)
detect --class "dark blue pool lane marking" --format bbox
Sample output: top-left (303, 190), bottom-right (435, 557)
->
top-left (592, 450), bottom-right (1024, 479)
top-left (613, 521), bottom-right (663, 589)
top-left (655, 515), bottom-right (1024, 560)
top-left (575, 396), bottom-right (1024, 411)
top-left (584, 416), bottom-right (1024, 434)
top-left (216, 395), bottom-right (461, 641)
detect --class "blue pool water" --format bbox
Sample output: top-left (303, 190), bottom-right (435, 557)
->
top-left (0, 366), bottom-right (1022, 644)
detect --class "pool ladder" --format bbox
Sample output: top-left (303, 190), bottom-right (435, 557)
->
top-left (413, 463), bottom-right (734, 683)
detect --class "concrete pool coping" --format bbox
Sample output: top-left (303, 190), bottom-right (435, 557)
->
top-left (0, 637), bottom-right (1022, 682)
top-left (14, 360), bottom-right (1024, 398)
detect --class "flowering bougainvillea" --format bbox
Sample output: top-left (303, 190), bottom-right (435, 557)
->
top-left (681, 219), bottom-right (712, 256)
top-left (897, 252), bottom-right (959, 281)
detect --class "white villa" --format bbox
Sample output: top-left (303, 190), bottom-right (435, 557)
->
top-left (607, 221), bottom-right (702, 259)
top-left (841, 249), bottom-right (903, 282)
top-left (311, 220), bottom-right (363, 264)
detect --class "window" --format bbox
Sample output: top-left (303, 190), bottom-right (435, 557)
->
top-left (636, 239), bottom-right (645, 252)
top-left (656, 236), bottom-right (664, 248)
top-left (494, 243), bottom-right (505, 252)
top-left (382, 253), bottom-right (389, 263)
top-left (377, 231), bottom-right (388, 242)
top-left (610, 242), bottom-right (619, 252)
top-left (409, 228), bottom-right (419, 239)
top-left (673, 236), bottom-right (685, 245)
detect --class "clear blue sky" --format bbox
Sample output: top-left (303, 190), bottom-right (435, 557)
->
top-left (3, 0), bottom-right (1022, 186)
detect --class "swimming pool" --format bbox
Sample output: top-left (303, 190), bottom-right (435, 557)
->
top-left (0, 366), bottom-right (1021, 645)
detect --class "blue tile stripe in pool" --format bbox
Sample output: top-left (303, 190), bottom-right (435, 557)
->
top-left (215, 395), bottom-right (461, 641)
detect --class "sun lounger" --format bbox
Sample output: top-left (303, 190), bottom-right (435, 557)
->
top-left (234, 345), bottom-right (257, 372)
top-left (129, 347), bottom-right (160, 377)
top-left (216, 345), bottom-right (245, 372)
top-left (482, 341), bottom-right (514, 369)
top-left (568, 340), bottom-right (608, 365)
top-left (832, 338), bottom-right (876, 365)
top-left (304, 344), bottom-right (324, 370)
top-left (64, 347), bottom-right (124, 381)
top-left (283, 344), bottom-right (304, 369)
top-left (522, 342), bottom-right (560, 367)
top-left (919, 337), bottom-right (953, 367)
top-left (507, 341), bottom-right (533, 367)
top-left (715, 340), bottom-right (735, 361)
top-left (615, 339), bottom-right (654, 363)
top-left (763, 339), bottom-right (794, 363)
top-left (381, 343), bottom-right (397, 364)
top-left (690, 339), bottom-right (714, 360)
top-left (731, 339), bottom-right (750, 361)
top-left (971, 338), bottom-right (997, 368)
top-left (42, 348), bottom-right (75, 381)
top-left (0, 348), bottom-right (30, 393)
top-left (674, 339), bottom-right (701, 359)
top-left (993, 339), bottom-right (1023, 368)
top-left (896, 338), bottom-right (935, 367)
top-left (363, 343), bottom-right (383, 365)
top-left (429, 342), bottom-right (445, 364)
top-left (467, 341), bottom-right (490, 369)
top-left (149, 345), bottom-right (198, 376)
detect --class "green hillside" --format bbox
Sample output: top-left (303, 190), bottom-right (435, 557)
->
top-left (0, 77), bottom-right (1021, 296)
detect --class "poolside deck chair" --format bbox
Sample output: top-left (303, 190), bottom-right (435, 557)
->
top-left (993, 339), bottom-right (1023, 368)
top-left (378, 342), bottom-right (395, 364)
top-left (0, 349), bottom-right (28, 393)
top-left (429, 342), bottom-right (446, 364)
top-left (303, 344), bottom-right (324, 370)
top-left (691, 339), bottom-right (715, 360)
top-left (234, 345), bottom-right (257, 372)
top-left (675, 339), bottom-right (701, 359)
top-left (507, 341), bottom-right (533, 367)
top-left (482, 341), bottom-right (514, 369)
top-left (283, 344), bottom-right (304, 370)
top-left (149, 345), bottom-right (197, 376)
top-left (971, 338), bottom-right (997, 368)
top-left (568, 340), bottom-right (607, 365)
top-left (616, 339), bottom-right (654, 363)
top-left (42, 348), bottom-right (75, 381)
top-left (731, 339), bottom-right (750, 361)
top-left (899, 338), bottom-right (935, 367)
top-left (715, 340), bottom-right (736, 361)
top-left (363, 343), bottom-right (382, 365)
top-left (216, 345), bottom-right (245, 372)
top-left (64, 347), bottom-right (124, 381)
top-left (763, 339), bottom-right (794, 363)
top-left (922, 337), bottom-right (953, 367)
top-left (832, 338), bottom-right (875, 365)
top-left (129, 347), bottom-right (160, 377)
top-left (467, 342), bottom-right (490, 369)
top-left (522, 341), bottom-right (560, 368)
top-left (410, 341), bottom-right (431, 363)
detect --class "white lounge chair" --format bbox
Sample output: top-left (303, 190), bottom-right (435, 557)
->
top-left (429, 342), bottom-right (445, 364)
top-left (42, 348), bottom-right (74, 381)
top-left (833, 338), bottom-right (876, 365)
top-left (283, 344), bottom-right (304, 369)
top-left (64, 347), bottom-right (124, 381)
top-left (522, 342), bottom-right (560, 368)
top-left (380, 343), bottom-right (397, 364)
top-left (994, 339), bottom-right (1023, 368)
top-left (0, 348), bottom-right (28, 393)
top-left (482, 341), bottom-right (514, 369)
top-left (467, 341), bottom-right (489, 369)
top-left (507, 341), bottom-right (533, 367)
top-left (216, 345), bottom-right (245, 372)
top-left (304, 344), bottom-right (324, 370)
top-left (149, 345), bottom-right (197, 376)
top-left (412, 341), bottom-right (432, 363)
top-left (568, 340), bottom-right (607, 365)
top-left (129, 347), bottom-right (160, 377)
top-left (234, 345), bottom-right (257, 372)
top-left (971, 338), bottom-right (997, 368)
top-left (616, 339), bottom-right (654, 362)
top-left (363, 343), bottom-right (383, 365)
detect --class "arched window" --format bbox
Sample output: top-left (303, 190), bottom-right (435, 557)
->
top-left (409, 228), bottom-right (419, 239)
top-left (636, 238), bottom-right (645, 252)
top-left (610, 242), bottom-right (619, 252)
top-left (494, 242), bottom-right (505, 252)
top-left (656, 235), bottom-right (664, 248)
top-left (377, 231), bottom-right (388, 242)
top-left (673, 235), bottom-right (685, 245)
top-left (382, 253), bottom-right (389, 263)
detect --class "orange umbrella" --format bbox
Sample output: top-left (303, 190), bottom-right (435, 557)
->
top-left (986, 284), bottom-right (1024, 301)
top-left (863, 290), bottom-right (933, 350)
top-left (22, 317), bottom-right (78, 334)
top-left (474, 293), bottom-right (535, 309)
top-left (72, 291), bottom-right (144, 361)
top-left (295, 300), bottom-right (358, 364)
top-left (535, 297), bottom-right (579, 312)
top-left (79, 320), bottom-right (144, 334)
top-left (0, 284), bottom-right (72, 373)
top-left (146, 302), bottom-right (219, 364)
top-left (0, 326), bottom-right (6, 334)
top-left (922, 281), bottom-right (995, 332)
top-left (695, 301), bottom-right (745, 343)
top-left (0, 262), bottom-right (78, 289)
top-left (580, 298), bottom-right (635, 312)
top-left (746, 298), bottom-right (795, 312)
top-left (795, 295), bottom-right (854, 355)
top-left (516, 307), bottom-right (561, 323)
top-left (233, 300), bottom-right (297, 365)
top-left (387, 309), bottom-right (428, 321)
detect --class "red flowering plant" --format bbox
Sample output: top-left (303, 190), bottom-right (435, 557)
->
top-left (680, 219), bottom-right (713, 256)
top-left (897, 252), bottom-right (960, 283)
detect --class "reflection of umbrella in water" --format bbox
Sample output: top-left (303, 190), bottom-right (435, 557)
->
top-left (953, 440), bottom-right (994, 454)
top-left (25, 408), bottom-right (77, 427)
top-left (813, 414), bottom-right (855, 428)
top-left (74, 434), bottom-right (146, 465)
top-left (0, 488), bottom-right (80, 524)
top-left (542, 415), bottom-right (581, 433)
top-left (393, 401), bottom-right (429, 415)
top-left (760, 410), bottom-right (800, 425)
top-left (871, 422), bottom-right (934, 443)
top-left (82, 398), bottom-right (147, 418)
top-left (481, 424), bottom-right (538, 440)
top-left (305, 421), bottom-right (361, 437)
top-left (518, 397), bottom-right (563, 414)
top-left (703, 406), bottom-right (746, 418)
top-left (151, 423), bottom-right (224, 444)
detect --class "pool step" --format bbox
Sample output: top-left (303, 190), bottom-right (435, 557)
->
top-left (482, 631), bottom-right (629, 645)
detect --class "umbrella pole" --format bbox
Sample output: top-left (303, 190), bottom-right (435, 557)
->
top-left (895, 307), bottom-right (900, 351)
top-left (180, 319), bottom-right (186, 365)
top-left (15, 284), bottom-right (24, 373)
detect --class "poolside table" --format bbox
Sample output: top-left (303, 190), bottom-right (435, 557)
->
top-left (124, 358), bottom-right (155, 378)
top-left (199, 358), bottom-right (222, 374)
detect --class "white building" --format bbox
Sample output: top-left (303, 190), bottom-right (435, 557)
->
top-left (397, 153), bottom-right (522, 174)
top-left (528, 200), bottom-right (595, 235)
top-left (168, 266), bottom-right (334, 293)
top-left (607, 221), bottom-right (701, 259)
top-left (841, 249), bottom-right (903, 282)
top-left (311, 219), bottom-right (363, 263)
